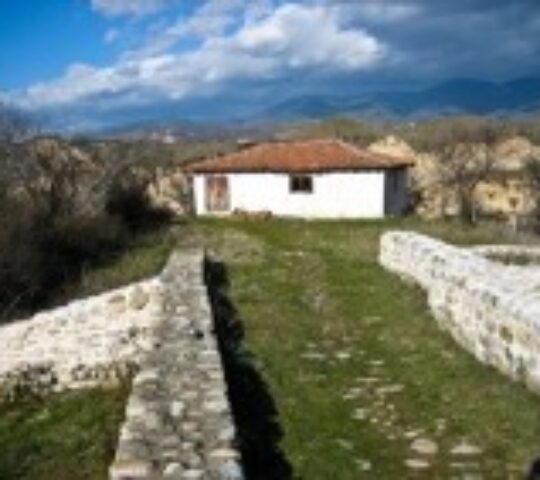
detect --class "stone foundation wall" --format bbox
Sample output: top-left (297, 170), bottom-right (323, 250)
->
top-left (0, 279), bottom-right (162, 397)
top-left (379, 231), bottom-right (540, 394)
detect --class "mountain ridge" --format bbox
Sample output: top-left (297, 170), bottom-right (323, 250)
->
top-left (259, 77), bottom-right (540, 121)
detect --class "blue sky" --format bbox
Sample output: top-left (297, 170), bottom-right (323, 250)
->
top-left (1, 0), bottom-right (539, 128)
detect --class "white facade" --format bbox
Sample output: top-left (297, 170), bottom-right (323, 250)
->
top-left (193, 170), bottom-right (408, 219)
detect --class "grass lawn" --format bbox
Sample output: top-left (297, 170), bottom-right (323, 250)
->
top-left (192, 217), bottom-right (540, 479)
top-left (0, 386), bottom-right (129, 480)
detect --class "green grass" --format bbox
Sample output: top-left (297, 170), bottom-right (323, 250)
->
top-left (59, 223), bottom-right (181, 302)
top-left (193, 217), bottom-right (540, 479)
top-left (0, 386), bottom-right (129, 480)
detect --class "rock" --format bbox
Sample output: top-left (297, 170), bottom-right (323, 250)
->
top-left (163, 462), bottom-right (183, 478)
top-left (129, 286), bottom-right (150, 310)
top-left (405, 458), bottom-right (431, 470)
top-left (301, 352), bottom-right (326, 360)
top-left (335, 438), bottom-right (354, 451)
top-left (450, 462), bottom-right (481, 470)
top-left (183, 469), bottom-right (205, 480)
top-left (355, 459), bottom-right (372, 471)
top-left (462, 473), bottom-right (483, 480)
top-left (376, 384), bottom-right (404, 395)
top-left (404, 429), bottom-right (423, 439)
top-left (450, 442), bottom-right (483, 456)
top-left (145, 168), bottom-right (190, 217)
top-left (218, 460), bottom-right (244, 480)
top-left (209, 448), bottom-right (240, 460)
top-left (410, 437), bottom-right (439, 456)
top-left (352, 408), bottom-right (368, 420)
top-left (109, 460), bottom-right (153, 480)
top-left (108, 294), bottom-right (127, 314)
top-left (218, 426), bottom-right (236, 443)
top-left (356, 376), bottom-right (380, 384)
top-left (203, 399), bottom-right (229, 414)
top-left (170, 401), bottom-right (185, 418)
top-left (335, 351), bottom-right (351, 360)
top-left (342, 387), bottom-right (365, 400)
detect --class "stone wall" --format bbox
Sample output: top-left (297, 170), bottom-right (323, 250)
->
top-left (110, 250), bottom-right (243, 480)
top-left (379, 231), bottom-right (540, 394)
top-left (472, 244), bottom-right (540, 265)
top-left (0, 279), bottom-right (162, 398)
top-left (0, 249), bottom-right (244, 479)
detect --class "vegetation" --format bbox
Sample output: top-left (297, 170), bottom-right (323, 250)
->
top-left (0, 386), bottom-right (129, 480)
top-left (283, 118), bottom-right (384, 146)
top-left (193, 218), bottom-right (540, 479)
top-left (283, 115), bottom-right (540, 152)
top-left (0, 135), bottom-right (183, 322)
top-left (526, 160), bottom-right (540, 234)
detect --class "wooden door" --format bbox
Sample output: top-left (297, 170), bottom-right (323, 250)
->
top-left (205, 175), bottom-right (230, 212)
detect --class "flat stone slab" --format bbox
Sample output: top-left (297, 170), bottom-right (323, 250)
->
top-left (451, 442), bottom-right (483, 456)
top-left (410, 437), bottom-right (439, 456)
top-left (405, 458), bottom-right (431, 469)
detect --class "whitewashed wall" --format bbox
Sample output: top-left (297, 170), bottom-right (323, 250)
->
top-left (194, 171), bottom-right (389, 218)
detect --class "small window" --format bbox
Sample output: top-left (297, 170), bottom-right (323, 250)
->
top-left (290, 175), bottom-right (313, 194)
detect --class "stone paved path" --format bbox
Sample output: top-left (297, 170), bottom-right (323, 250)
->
top-left (110, 250), bottom-right (243, 480)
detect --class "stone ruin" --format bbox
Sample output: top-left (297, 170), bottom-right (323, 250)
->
top-left (0, 250), bottom-right (243, 480)
top-left (380, 231), bottom-right (540, 394)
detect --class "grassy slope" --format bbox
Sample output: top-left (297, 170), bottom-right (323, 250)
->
top-left (0, 387), bottom-right (129, 480)
top-left (195, 218), bottom-right (540, 479)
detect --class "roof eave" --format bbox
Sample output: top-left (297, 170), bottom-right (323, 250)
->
top-left (188, 164), bottom-right (411, 174)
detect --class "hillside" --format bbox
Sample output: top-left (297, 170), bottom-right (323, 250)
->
top-left (261, 77), bottom-right (540, 121)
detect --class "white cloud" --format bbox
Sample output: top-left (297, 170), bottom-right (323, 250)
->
top-left (91, 0), bottom-right (173, 17)
top-left (127, 0), bottom-right (244, 59)
top-left (104, 28), bottom-right (120, 44)
top-left (16, 3), bottom-right (385, 109)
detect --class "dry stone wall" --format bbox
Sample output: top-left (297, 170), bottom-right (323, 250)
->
top-left (0, 279), bottom-right (162, 398)
top-left (110, 250), bottom-right (243, 480)
top-left (0, 249), bottom-right (243, 479)
top-left (380, 231), bottom-right (540, 394)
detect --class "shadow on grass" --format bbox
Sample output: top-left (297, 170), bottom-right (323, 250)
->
top-left (205, 257), bottom-right (295, 480)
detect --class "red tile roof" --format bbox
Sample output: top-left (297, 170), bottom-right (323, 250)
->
top-left (187, 139), bottom-right (413, 174)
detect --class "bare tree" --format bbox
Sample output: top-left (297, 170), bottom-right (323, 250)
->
top-left (437, 126), bottom-right (499, 224)
top-left (525, 156), bottom-right (540, 233)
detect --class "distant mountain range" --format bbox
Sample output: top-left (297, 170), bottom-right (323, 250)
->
top-left (259, 77), bottom-right (540, 121)
top-left (70, 76), bottom-right (540, 138)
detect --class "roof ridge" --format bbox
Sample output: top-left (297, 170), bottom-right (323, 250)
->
top-left (186, 137), bottom-right (412, 174)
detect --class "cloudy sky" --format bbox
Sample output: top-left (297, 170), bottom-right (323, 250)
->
top-left (1, 0), bottom-right (539, 126)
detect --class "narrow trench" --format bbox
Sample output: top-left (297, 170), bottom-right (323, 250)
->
top-left (205, 256), bottom-right (295, 480)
